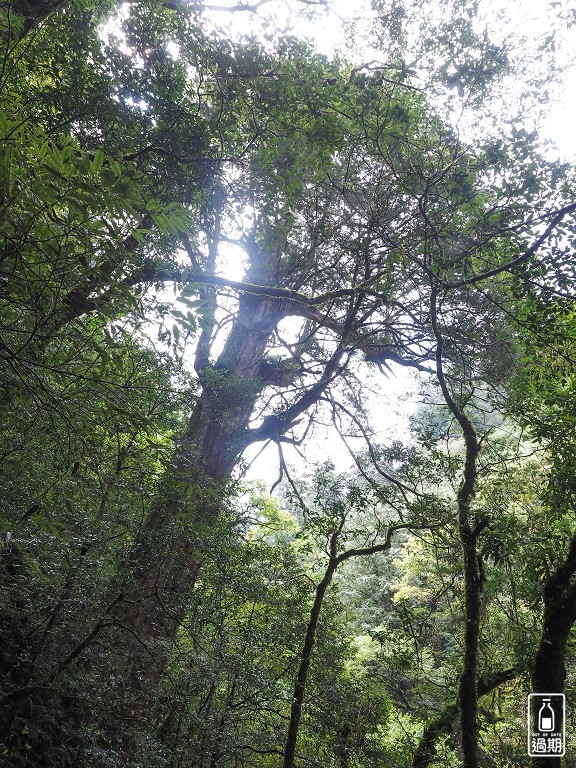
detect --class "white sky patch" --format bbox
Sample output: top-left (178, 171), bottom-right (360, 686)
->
top-left (483, 0), bottom-right (576, 159)
top-left (166, 40), bottom-right (181, 60)
top-left (542, 75), bottom-right (576, 159)
top-left (100, 3), bottom-right (135, 59)
top-left (220, 242), bottom-right (249, 281)
top-left (240, 362), bottom-right (420, 486)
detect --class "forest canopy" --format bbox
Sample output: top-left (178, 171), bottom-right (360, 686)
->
top-left (1, 0), bottom-right (576, 766)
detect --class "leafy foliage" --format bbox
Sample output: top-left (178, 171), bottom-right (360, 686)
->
top-left (2, 0), bottom-right (576, 766)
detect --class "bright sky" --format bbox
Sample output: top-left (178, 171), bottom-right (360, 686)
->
top-left (203, 0), bottom-right (576, 160)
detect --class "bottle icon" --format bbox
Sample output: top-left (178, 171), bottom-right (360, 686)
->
top-left (538, 699), bottom-right (555, 732)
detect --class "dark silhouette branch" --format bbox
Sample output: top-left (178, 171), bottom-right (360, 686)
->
top-left (531, 532), bottom-right (576, 767)
top-left (1, 0), bottom-right (69, 42)
top-left (444, 202), bottom-right (576, 290)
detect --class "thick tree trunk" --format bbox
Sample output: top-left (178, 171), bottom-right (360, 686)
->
top-left (119, 291), bottom-right (286, 587)
top-left (1, 0), bottom-right (69, 42)
top-left (99, 292), bottom-right (289, 742)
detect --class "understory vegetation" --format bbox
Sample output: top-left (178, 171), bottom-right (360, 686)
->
top-left (1, 0), bottom-right (576, 765)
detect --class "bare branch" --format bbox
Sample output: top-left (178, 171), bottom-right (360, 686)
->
top-left (334, 522), bottom-right (438, 566)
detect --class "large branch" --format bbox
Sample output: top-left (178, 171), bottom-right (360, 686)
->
top-left (180, 271), bottom-right (390, 309)
top-left (2, 0), bottom-right (69, 41)
top-left (243, 348), bottom-right (350, 447)
top-left (58, 243), bottom-right (430, 386)
top-left (180, 267), bottom-right (433, 376)
top-left (334, 523), bottom-right (436, 567)
top-left (241, 299), bottom-right (365, 447)
top-left (443, 202), bottom-right (576, 290)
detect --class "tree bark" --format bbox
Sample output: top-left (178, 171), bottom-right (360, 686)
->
top-left (430, 289), bottom-right (483, 768)
top-left (97, 283), bottom-right (360, 755)
top-left (104, 291), bottom-right (290, 723)
top-left (531, 532), bottom-right (576, 768)
top-left (412, 668), bottom-right (517, 768)
top-left (2, 0), bottom-right (69, 42)
top-left (114, 288), bottom-right (361, 670)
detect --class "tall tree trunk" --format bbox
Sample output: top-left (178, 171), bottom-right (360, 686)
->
top-left (105, 281), bottom-right (359, 714)
top-left (282, 526), bottom-right (413, 768)
top-left (531, 532), bottom-right (576, 768)
top-left (412, 668), bottom-right (517, 768)
top-left (103, 291), bottom-right (289, 733)
top-left (458, 507), bottom-right (484, 768)
top-left (430, 289), bottom-right (483, 768)
top-left (283, 560), bottom-right (337, 768)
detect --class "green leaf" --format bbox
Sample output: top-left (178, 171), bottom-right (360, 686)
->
top-left (91, 149), bottom-right (105, 174)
